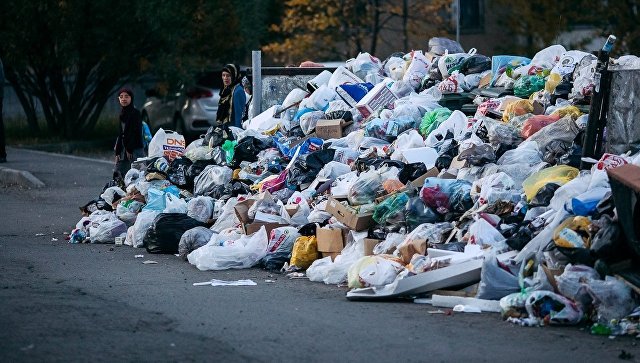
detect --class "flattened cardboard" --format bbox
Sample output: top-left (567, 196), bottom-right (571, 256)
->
top-left (244, 222), bottom-right (288, 236)
top-left (408, 167), bottom-right (440, 189)
top-left (363, 238), bottom-right (382, 256)
top-left (325, 197), bottom-right (374, 231)
top-left (315, 119), bottom-right (353, 140)
top-left (316, 227), bottom-right (345, 252)
top-left (234, 199), bottom-right (256, 224)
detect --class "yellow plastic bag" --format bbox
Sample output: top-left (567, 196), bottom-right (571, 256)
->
top-left (522, 165), bottom-right (579, 202)
top-left (289, 236), bottom-right (318, 269)
top-left (553, 216), bottom-right (592, 248)
top-left (550, 105), bottom-right (582, 120)
top-left (502, 99), bottom-right (533, 122)
top-left (347, 255), bottom-right (404, 289)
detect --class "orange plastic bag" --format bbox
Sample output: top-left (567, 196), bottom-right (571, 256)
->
top-left (521, 114), bottom-right (561, 139)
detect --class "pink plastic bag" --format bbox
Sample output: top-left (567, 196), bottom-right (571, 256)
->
top-left (521, 114), bottom-right (560, 139)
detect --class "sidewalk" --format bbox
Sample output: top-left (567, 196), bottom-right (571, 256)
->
top-left (0, 146), bottom-right (113, 188)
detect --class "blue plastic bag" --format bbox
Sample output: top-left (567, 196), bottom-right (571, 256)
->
top-left (571, 187), bottom-right (610, 216)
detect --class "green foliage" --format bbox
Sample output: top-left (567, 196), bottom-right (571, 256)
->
top-left (0, 0), bottom-right (245, 138)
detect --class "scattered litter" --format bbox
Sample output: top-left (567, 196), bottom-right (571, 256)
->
top-left (134, 255), bottom-right (144, 258)
top-left (142, 260), bottom-right (158, 264)
top-left (51, 238), bottom-right (58, 241)
top-left (193, 279), bottom-right (257, 287)
top-left (35, 233), bottom-right (45, 237)
top-left (264, 279), bottom-right (276, 283)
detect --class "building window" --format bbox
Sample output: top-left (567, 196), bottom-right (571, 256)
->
top-left (459, 0), bottom-right (484, 34)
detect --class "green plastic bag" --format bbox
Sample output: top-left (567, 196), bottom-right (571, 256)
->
top-left (419, 108), bottom-right (452, 137)
top-left (221, 140), bottom-right (237, 165)
top-left (373, 192), bottom-right (409, 224)
top-left (513, 75), bottom-right (546, 98)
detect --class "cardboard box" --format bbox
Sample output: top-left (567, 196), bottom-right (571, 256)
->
top-left (325, 197), bottom-right (374, 231)
top-left (243, 222), bottom-right (288, 236)
top-left (356, 81), bottom-right (398, 119)
top-left (408, 167), bottom-right (440, 189)
top-left (315, 119), bottom-right (353, 140)
top-left (363, 238), bottom-right (382, 256)
top-left (234, 199), bottom-right (256, 224)
top-left (316, 227), bottom-right (346, 252)
top-left (285, 204), bottom-right (299, 217)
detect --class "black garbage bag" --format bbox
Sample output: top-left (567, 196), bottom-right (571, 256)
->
top-left (80, 198), bottom-right (113, 215)
top-left (432, 242), bottom-right (467, 252)
top-left (232, 136), bottom-right (273, 167)
top-left (167, 156), bottom-right (193, 188)
top-left (354, 157), bottom-right (405, 173)
top-left (298, 223), bottom-right (319, 236)
top-left (288, 149), bottom-right (336, 186)
top-left (529, 183), bottom-right (560, 207)
top-left (204, 125), bottom-right (234, 148)
top-left (458, 54), bottom-right (491, 75)
top-left (260, 251), bottom-right (291, 271)
top-left (185, 159), bottom-right (218, 190)
top-left (506, 224), bottom-right (535, 251)
top-left (146, 156), bottom-right (170, 176)
top-left (457, 143), bottom-right (496, 166)
top-left (305, 149), bottom-right (336, 171)
top-left (144, 213), bottom-right (207, 254)
top-left (593, 192), bottom-right (616, 219)
top-left (405, 196), bottom-right (442, 230)
top-left (434, 137), bottom-right (458, 171)
top-left (325, 110), bottom-right (353, 122)
top-left (398, 163), bottom-right (428, 184)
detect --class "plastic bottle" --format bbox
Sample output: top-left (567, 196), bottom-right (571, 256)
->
top-left (590, 323), bottom-right (612, 336)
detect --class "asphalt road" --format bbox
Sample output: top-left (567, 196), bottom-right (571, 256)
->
top-left (0, 147), bottom-right (638, 362)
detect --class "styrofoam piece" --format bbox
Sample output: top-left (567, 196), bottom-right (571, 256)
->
top-left (346, 250), bottom-right (516, 300)
top-left (429, 295), bottom-right (501, 313)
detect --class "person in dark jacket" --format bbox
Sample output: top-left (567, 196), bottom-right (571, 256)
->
top-left (114, 88), bottom-right (144, 177)
top-left (216, 64), bottom-right (246, 129)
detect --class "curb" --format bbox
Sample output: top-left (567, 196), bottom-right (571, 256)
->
top-left (0, 166), bottom-right (46, 189)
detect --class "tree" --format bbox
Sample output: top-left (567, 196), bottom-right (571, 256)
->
top-left (489, 1), bottom-right (640, 57)
top-left (0, 0), bottom-right (241, 138)
top-left (263, 0), bottom-right (451, 65)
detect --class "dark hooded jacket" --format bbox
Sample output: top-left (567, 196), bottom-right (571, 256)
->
top-left (114, 88), bottom-right (143, 155)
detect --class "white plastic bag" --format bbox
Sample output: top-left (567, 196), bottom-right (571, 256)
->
top-left (438, 71), bottom-right (466, 94)
top-left (115, 200), bottom-right (145, 226)
top-left (438, 48), bottom-right (476, 78)
top-left (328, 66), bottom-right (364, 89)
top-left (163, 193), bottom-right (188, 214)
top-left (211, 198), bottom-right (240, 233)
top-left (308, 84), bottom-right (337, 111)
top-left (187, 226), bottom-right (269, 271)
top-left (131, 210), bottom-right (160, 248)
top-left (318, 161), bottom-right (352, 180)
top-left (148, 128), bottom-right (186, 161)
top-left (468, 218), bottom-right (506, 248)
top-left (424, 110), bottom-right (469, 146)
top-left (390, 130), bottom-right (425, 160)
top-left (88, 212), bottom-right (127, 244)
top-left (347, 255), bottom-right (404, 288)
top-left (193, 165), bottom-right (233, 196)
top-left (402, 50), bottom-right (430, 90)
top-left (124, 169), bottom-right (143, 187)
top-left (178, 226), bottom-right (215, 260)
top-left (100, 186), bottom-right (125, 205)
top-left (187, 196), bottom-right (214, 223)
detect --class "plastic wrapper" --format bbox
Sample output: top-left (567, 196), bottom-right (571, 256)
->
top-left (521, 114), bottom-right (560, 139)
top-left (373, 192), bottom-right (409, 224)
top-left (193, 165), bottom-right (233, 196)
top-left (347, 169), bottom-right (383, 206)
top-left (347, 255), bottom-right (404, 289)
top-left (553, 216), bottom-right (592, 249)
top-left (569, 56), bottom-right (597, 101)
top-left (513, 75), bottom-right (545, 98)
top-left (178, 226), bottom-right (214, 260)
top-left (555, 264), bottom-right (599, 309)
top-left (187, 227), bottom-right (268, 271)
top-left (605, 70), bottom-right (640, 154)
top-left (525, 290), bottom-right (583, 325)
top-left (587, 276), bottom-right (637, 323)
top-left (289, 235), bottom-right (318, 270)
top-left (527, 116), bottom-right (579, 155)
top-left (307, 236), bottom-right (366, 285)
top-left (115, 199), bottom-right (145, 226)
top-left (476, 251), bottom-right (520, 300)
top-left (187, 196), bottom-right (214, 223)
top-left (364, 116), bottom-right (415, 142)
top-left (468, 218), bottom-right (506, 248)
top-left (402, 50), bottom-right (430, 90)
top-left (522, 165), bottom-right (579, 202)
top-left (88, 212), bottom-right (127, 244)
top-left (420, 108), bottom-right (453, 137)
top-left (404, 197), bottom-right (441, 230)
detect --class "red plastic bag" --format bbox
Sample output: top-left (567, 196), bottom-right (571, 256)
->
top-left (420, 185), bottom-right (450, 214)
top-left (521, 114), bottom-right (560, 139)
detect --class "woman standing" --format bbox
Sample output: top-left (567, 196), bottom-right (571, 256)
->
top-left (216, 64), bottom-right (246, 129)
top-left (114, 88), bottom-right (144, 177)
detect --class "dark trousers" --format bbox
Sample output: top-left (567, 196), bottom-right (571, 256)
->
top-left (114, 148), bottom-right (145, 178)
top-left (0, 98), bottom-right (5, 159)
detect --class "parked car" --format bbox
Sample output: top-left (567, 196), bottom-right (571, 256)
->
top-left (142, 71), bottom-right (223, 141)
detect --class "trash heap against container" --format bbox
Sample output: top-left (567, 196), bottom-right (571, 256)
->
top-left (72, 38), bottom-right (640, 337)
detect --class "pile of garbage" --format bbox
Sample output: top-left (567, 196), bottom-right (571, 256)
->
top-left (72, 38), bottom-right (640, 337)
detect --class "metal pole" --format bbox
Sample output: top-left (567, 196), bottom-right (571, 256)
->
top-left (251, 50), bottom-right (262, 118)
top-left (455, 0), bottom-right (460, 44)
